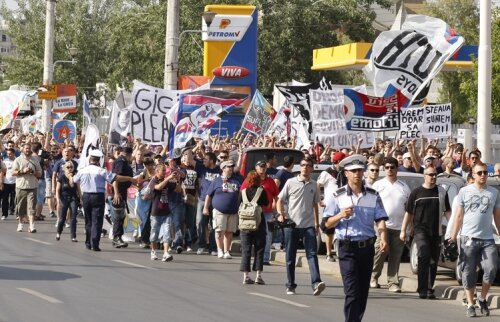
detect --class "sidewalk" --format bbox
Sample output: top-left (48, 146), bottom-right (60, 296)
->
top-left (268, 248), bottom-right (500, 309)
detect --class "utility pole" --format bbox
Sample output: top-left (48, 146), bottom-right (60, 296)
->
top-left (477, 0), bottom-right (492, 162)
top-left (41, 0), bottom-right (56, 133)
top-left (164, 0), bottom-right (180, 90)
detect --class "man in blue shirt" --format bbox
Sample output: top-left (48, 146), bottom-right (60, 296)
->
top-left (323, 155), bottom-right (388, 322)
top-left (204, 160), bottom-right (242, 259)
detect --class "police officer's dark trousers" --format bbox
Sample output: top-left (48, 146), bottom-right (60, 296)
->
top-left (338, 241), bottom-right (375, 322)
top-left (83, 193), bottom-right (105, 249)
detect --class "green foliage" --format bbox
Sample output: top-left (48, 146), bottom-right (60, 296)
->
top-left (423, 0), bottom-right (500, 124)
top-left (0, 0), bottom-right (389, 99)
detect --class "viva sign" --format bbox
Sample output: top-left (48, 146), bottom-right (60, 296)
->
top-left (212, 66), bottom-right (250, 79)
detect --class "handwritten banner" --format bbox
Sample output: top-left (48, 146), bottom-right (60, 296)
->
top-left (422, 103), bottom-right (451, 138)
top-left (399, 107), bottom-right (424, 139)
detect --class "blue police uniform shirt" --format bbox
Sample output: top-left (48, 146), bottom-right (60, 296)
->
top-left (323, 184), bottom-right (388, 241)
top-left (73, 164), bottom-right (115, 193)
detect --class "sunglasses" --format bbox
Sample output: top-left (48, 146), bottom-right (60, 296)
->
top-left (475, 171), bottom-right (488, 176)
top-left (369, 169), bottom-right (379, 172)
top-left (425, 173), bottom-right (437, 177)
top-left (384, 165), bottom-right (396, 170)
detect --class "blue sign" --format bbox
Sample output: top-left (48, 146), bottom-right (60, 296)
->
top-left (53, 120), bottom-right (76, 143)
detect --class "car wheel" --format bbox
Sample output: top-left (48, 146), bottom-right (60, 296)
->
top-left (409, 240), bottom-right (418, 275)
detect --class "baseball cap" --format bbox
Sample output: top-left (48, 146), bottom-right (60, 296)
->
top-left (221, 160), bottom-right (235, 169)
top-left (403, 152), bottom-right (411, 159)
top-left (333, 152), bottom-right (346, 162)
top-left (424, 155), bottom-right (436, 163)
top-left (255, 160), bottom-right (267, 167)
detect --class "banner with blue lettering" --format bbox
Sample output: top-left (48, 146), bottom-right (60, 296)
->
top-left (343, 89), bottom-right (406, 132)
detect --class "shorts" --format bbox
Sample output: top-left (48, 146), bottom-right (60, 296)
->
top-left (213, 209), bottom-right (238, 233)
top-left (45, 178), bottom-right (54, 198)
top-left (459, 236), bottom-right (498, 288)
top-left (37, 179), bottom-right (46, 205)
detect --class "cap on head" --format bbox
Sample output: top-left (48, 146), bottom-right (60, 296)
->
top-left (221, 160), bottom-right (235, 169)
top-left (333, 152), bottom-right (346, 162)
top-left (424, 155), bottom-right (435, 163)
top-left (255, 160), bottom-right (267, 167)
top-left (339, 154), bottom-right (366, 171)
top-left (403, 152), bottom-right (411, 159)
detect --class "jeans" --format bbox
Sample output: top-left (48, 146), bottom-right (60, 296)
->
top-left (263, 212), bottom-right (274, 263)
top-left (170, 202), bottom-right (185, 247)
top-left (372, 228), bottom-right (406, 286)
top-left (135, 197), bottom-right (152, 240)
top-left (111, 197), bottom-right (126, 238)
top-left (150, 215), bottom-right (171, 243)
top-left (240, 217), bottom-right (267, 272)
top-left (196, 199), bottom-right (216, 251)
top-left (284, 226), bottom-right (322, 289)
top-left (184, 202), bottom-right (197, 247)
top-left (459, 236), bottom-right (498, 288)
top-left (414, 233), bottom-right (441, 295)
top-left (57, 196), bottom-right (78, 238)
top-left (2, 183), bottom-right (15, 217)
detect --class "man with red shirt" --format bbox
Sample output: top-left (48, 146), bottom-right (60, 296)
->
top-left (241, 160), bottom-right (279, 265)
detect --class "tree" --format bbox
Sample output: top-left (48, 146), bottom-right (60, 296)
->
top-left (423, 0), bottom-right (500, 123)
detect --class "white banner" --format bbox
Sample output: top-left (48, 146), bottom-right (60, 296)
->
top-left (130, 80), bottom-right (187, 144)
top-left (363, 15), bottom-right (464, 106)
top-left (422, 103), bottom-right (452, 138)
top-left (399, 107), bottom-right (424, 139)
top-left (108, 101), bottom-right (131, 146)
top-left (0, 90), bottom-right (27, 131)
top-left (310, 89), bottom-right (347, 148)
top-left (78, 123), bottom-right (103, 170)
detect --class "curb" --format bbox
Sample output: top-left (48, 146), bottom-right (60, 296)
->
top-left (270, 249), bottom-right (499, 309)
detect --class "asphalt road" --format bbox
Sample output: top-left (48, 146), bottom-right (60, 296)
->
top-left (0, 217), bottom-right (496, 322)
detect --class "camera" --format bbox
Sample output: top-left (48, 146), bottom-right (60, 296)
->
top-left (270, 217), bottom-right (296, 231)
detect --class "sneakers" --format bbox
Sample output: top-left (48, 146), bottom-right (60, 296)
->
top-left (28, 225), bottom-right (36, 233)
top-left (286, 287), bottom-right (296, 295)
top-left (217, 249), bottom-right (224, 259)
top-left (243, 276), bottom-right (255, 285)
top-left (71, 238), bottom-right (78, 242)
top-left (176, 246), bottom-right (183, 254)
top-left (55, 233), bottom-right (61, 241)
top-left (1, 216), bottom-right (6, 220)
top-left (478, 299), bottom-right (490, 316)
top-left (50, 211), bottom-right (56, 218)
top-left (186, 247), bottom-right (193, 253)
top-left (210, 250), bottom-right (218, 256)
top-left (17, 223), bottom-right (23, 232)
top-left (370, 278), bottom-right (380, 289)
top-left (196, 248), bottom-right (205, 255)
top-left (65, 223), bottom-right (70, 228)
top-left (388, 284), bottom-right (401, 293)
top-left (466, 305), bottom-right (477, 318)
top-left (255, 276), bottom-right (265, 285)
top-left (162, 252), bottom-right (173, 262)
top-left (313, 281), bottom-right (326, 296)
top-left (112, 237), bottom-right (128, 248)
top-left (223, 251), bottom-right (232, 259)
top-left (151, 250), bottom-right (158, 260)
top-left (326, 254), bottom-right (336, 262)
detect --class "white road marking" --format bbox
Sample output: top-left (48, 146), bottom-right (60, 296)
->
top-left (248, 292), bottom-right (310, 308)
top-left (24, 238), bottom-right (53, 245)
top-left (17, 288), bottom-right (63, 304)
top-left (113, 260), bottom-right (158, 271)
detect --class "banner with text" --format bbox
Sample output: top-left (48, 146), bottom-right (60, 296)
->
top-left (399, 107), bottom-right (424, 139)
top-left (343, 89), bottom-right (405, 132)
top-left (422, 103), bottom-right (451, 138)
top-left (242, 90), bottom-right (275, 135)
top-left (309, 89), bottom-right (347, 148)
top-left (130, 80), bottom-right (187, 144)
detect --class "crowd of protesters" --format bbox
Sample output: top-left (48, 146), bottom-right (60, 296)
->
top-left (1, 128), bottom-right (499, 318)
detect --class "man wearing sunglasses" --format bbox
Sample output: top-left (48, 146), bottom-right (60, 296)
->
top-left (450, 163), bottom-right (500, 318)
top-left (322, 154), bottom-right (388, 322)
top-left (400, 166), bottom-right (450, 300)
top-left (371, 157), bottom-right (411, 292)
top-left (364, 163), bottom-right (380, 188)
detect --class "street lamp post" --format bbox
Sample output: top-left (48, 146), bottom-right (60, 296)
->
top-left (164, 1), bottom-right (216, 89)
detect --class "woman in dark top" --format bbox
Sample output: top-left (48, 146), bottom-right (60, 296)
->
top-left (239, 170), bottom-right (269, 285)
top-left (56, 161), bottom-right (81, 241)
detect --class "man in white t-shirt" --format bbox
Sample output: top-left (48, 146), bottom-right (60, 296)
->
top-left (1, 148), bottom-right (17, 220)
top-left (370, 157), bottom-right (411, 292)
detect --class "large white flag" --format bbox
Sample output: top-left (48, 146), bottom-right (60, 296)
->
top-left (108, 101), bottom-right (131, 146)
top-left (79, 123), bottom-right (103, 170)
top-left (0, 90), bottom-right (28, 131)
top-left (363, 15), bottom-right (464, 106)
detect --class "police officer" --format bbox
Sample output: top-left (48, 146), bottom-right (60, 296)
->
top-left (322, 155), bottom-right (388, 322)
top-left (73, 150), bottom-right (135, 251)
